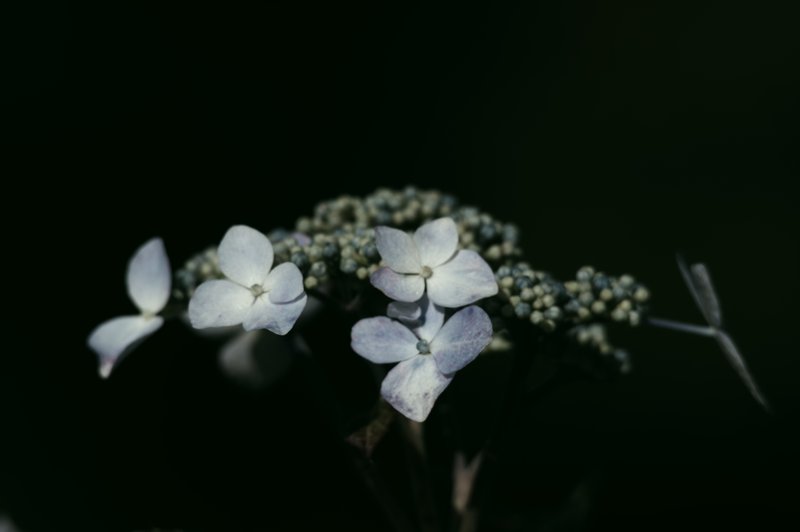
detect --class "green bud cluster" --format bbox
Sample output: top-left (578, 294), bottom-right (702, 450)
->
top-left (569, 323), bottom-right (632, 374)
top-left (173, 247), bottom-right (220, 300)
top-left (492, 263), bottom-right (649, 332)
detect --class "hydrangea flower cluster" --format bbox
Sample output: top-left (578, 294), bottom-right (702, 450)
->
top-left (86, 186), bottom-right (770, 431)
top-left (351, 217), bottom-right (498, 421)
top-left (173, 187), bottom-right (521, 298)
top-left (89, 187), bottom-right (649, 419)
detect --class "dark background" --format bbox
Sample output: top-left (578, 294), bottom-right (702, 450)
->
top-left (6, 1), bottom-right (799, 531)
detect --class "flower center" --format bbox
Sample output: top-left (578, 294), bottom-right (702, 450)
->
top-left (250, 284), bottom-right (266, 298)
top-left (416, 339), bottom-right (431, 355)
top-left (420, 266), bottom-right (433, 279)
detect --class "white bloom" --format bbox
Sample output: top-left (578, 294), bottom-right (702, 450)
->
top-left (188, 225), bottom-right (307, 335)
top-left (88, 238), bottom-right (171, 378)
top-left (370, 217), bottom-right (498, 307)
top-left (351, 298), bottom-right (493, 422)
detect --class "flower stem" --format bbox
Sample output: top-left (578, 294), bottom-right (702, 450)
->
top-left (648, 316), bottom-right (715, 337)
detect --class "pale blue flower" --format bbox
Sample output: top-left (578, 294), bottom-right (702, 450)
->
top-left (370, 217), bottom-right (498, 307)
top-left (352, 298), bottom-right (493, 421)
top-left (189, 225), bottom-right (307, 335)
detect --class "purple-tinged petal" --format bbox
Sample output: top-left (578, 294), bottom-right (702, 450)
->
top-left (375, 226), bottom-right (421, 273)
top-left (414, 217), bottom-right (458, 268)
top-left (381, 356), bottom-right (452, 422)
top-left (351, 317), bottom-right (419, 364)
top-left (370, 267), bottom-right (425, 302)
top-left (189, 280), bottom-right (252, 329)
top-left (243, 294), bottom-right (307, 335)
top-left (426, 250), bottom-right (498, 308)
top-left (218, 225), bottom-right (274, 286)
top-left (431, 306), bottom-right (493, 374)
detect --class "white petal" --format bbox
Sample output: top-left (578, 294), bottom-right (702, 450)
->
top-left (426, 250), bottom-right (498, 307)
top-left (351, 317), bottom-right (419, 364)
top-left (243, 294), bottom-right (307, 335)
top-left (414, 217), bottom-right (458, 268)
top-left (188, 280), bottom-right (252, 329)
top-left (374, 226), bottom-right (421, 273)
top-left (127, 238), bottom-right (171, 314)
top-left (380, 356), bottom-right (452, 422)
top-left (218, 225), bottom-right (274, 286)
top-left (431, 306), bottom-right (493, 374)
top-left (88, 315), bottom-right (163, 378)
top-left (264, 262), bottom-right (305, 304)
top-left (414, 295), bottom-right (445, 343)
top-left (387, 300), bottom-right (423, 321)
top-left (388, 295), bottom-right (444, 343)
top-left (370, 267), bottom-right (425, 302)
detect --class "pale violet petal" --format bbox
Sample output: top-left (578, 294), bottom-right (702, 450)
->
top-left (387, 300), bottom-right (423, 321)
top-left (188, 279), bottom-right (253, 329)
top-left (351, 316), bottom-right (419, 364)
top-left (431, 306), bottom-right (493, 374)
top-left (127, 238), bottom-right (171, 314)
top-left (374, 226), bottom-right (421, 273)
top-left (265, 262), bottom-right (305, 304)
top-left (88, 315), bottom-right (164, 378)
top-left (426, 250), bottom-right (498, 307)
top-left (388, 295), bottom-right (444, 342)
top-left (380, 356), bottom-right (453, 422)
top-left (414, 296), bottom-right (445, 343)
top-left (370, 267), bottom-right (425, 302)
top-left (218, 225), bottom-right (274, 286)
top-left (413, 217), bottom-right (458, 268)
top-left (243, 294), bottom-right (307, 335)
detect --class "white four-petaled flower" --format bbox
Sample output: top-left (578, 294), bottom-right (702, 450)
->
top-left (189, 225), bottom-right (307, 335)
top-left (88, 238), bottom-right (171, 378)
top-left (351, 297), bottom-right (493, 422)
top-left (370, 217), bottom-right (498, 307)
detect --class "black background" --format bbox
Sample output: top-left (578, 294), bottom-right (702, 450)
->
top-left (6, 1), bottom-right (799, 531)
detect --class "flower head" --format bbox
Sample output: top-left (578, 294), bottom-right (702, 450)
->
top-left (370, 217), bottom-right (498, 307)
top-left (351, 298), bottom-right (493, 421)
top-left (88, 238), bottom-right (171, 378)
top-left (189, 225), bottom-right (307, 335)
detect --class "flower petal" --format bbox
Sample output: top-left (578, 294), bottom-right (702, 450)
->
top-left (265, 262), bottom-right (305, 304)
top-left (387, 300), bottom-right (423, 321)
top-left (374, 226), bottom-right (421, 273)
top-left (413, 295), bottom-right (445, 343)
top-left (426, 250), bottom-right (498, 307)
top-left (218, 225), bottom-right (274, 286)
top-left (127, 238), bottom-right (171, 315)
top-left (188, 280), bottom-right (253, 329)
top-left (351, 316), bottom-right (419, 364)
top-left (88, 315), bottom-right (164, 378)
top-left (414, 217), bottom-right (458, 268)
top-left (380, 356), bottom-right (452, 422)
top-left (243, 294), bottom-right (307, 335)
top-left (370, 267), bottom-right (425, 302)
top-left (431, 306), bottom-right (493, 374)
top-left (388, 295), bottom-right (444, 343)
